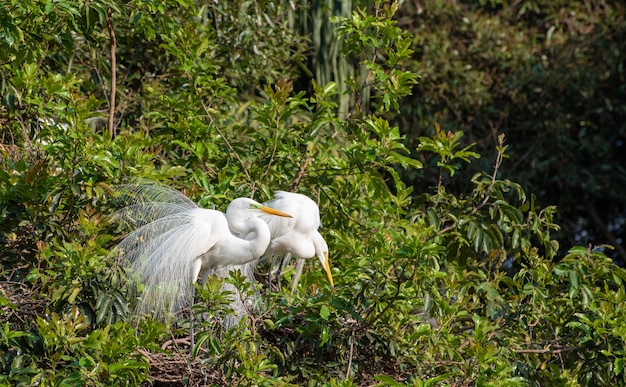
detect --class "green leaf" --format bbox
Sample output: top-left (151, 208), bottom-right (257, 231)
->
top-left (374, 375), bottom-right (405, 386)
top-left (615, 358), bottom-right (624, 376)
top-left (426, 208), bottom-right (440, 228)
top-left (388, 151), bottom-right (423, 169)
top-left (568, 246), bottom-right (589, 255)
top-left (569, 270), bottom-right (580, 289)
top-left (320, 305), bottom-right (330, 320)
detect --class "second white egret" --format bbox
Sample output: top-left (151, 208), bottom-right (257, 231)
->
top-left (259, 191), bottom-right (334, 290)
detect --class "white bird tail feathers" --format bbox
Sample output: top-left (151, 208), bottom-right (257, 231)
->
top-left (117, 210), bottom-right (204, 319)
top-left (115, 185), bottom-right (204, 319)
top-left (114, 184), bottom-right (265, 324)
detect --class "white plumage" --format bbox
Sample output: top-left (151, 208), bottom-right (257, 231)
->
top-left (114, 185), bottom-right (291, 319)
top-left (260, 191), bottom-right (333, 289)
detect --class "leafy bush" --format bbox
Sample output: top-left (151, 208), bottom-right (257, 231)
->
top-left (1, 308), bottom-right (151, 386)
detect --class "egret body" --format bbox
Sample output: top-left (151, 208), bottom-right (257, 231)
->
top-left (255, 191), bottom-right (334, 289)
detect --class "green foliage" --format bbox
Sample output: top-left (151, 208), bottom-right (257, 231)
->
top-left (1, 308), bottom-right (149, 386)
top-left (2, 0), bottom-right (626, 385)
top-left (335, 0), bottom-right (419, 113)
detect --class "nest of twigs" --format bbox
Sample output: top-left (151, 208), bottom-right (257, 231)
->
top-left (1, 280), bottom-right (47, 331)
top-left (138, 348), bottom-right (225, 387)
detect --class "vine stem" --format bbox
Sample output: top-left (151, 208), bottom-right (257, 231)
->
top-left (513, 345), bottom-right (584, 354)
top-left (346, 333), bottom-right (354, 379)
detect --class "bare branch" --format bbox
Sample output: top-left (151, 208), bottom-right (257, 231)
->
top-left (514, 345), bottom-right (585, 354)
top-left (289, 157), bottom-right (312, 192)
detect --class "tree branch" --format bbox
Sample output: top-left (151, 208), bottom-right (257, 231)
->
top-left (289, 156), bottom-right (311, 192)
top-left (514, 345), bottom-right (585, 354)
top-left (358, 266), bottom-right (404, 332)
top-left (106, 8), bottom-right (117, 140)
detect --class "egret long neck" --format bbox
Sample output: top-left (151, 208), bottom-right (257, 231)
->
top-left (228, 218), bottom-right (272, 265)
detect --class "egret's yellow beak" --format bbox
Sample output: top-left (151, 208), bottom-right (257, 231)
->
top-left (323, 251), bottom-right (334, 287)
top-left (259, 206), bottom-right (292, 218)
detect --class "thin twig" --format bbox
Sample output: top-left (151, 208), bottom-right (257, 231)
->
top-left (346, 332), bottom-right (354, 379)
top-left (0, 280), bottom-right (30, 287)
top-left (200, 101), bottom-right (254, 194)
top-left (433, 136), bottom-right (506, 238)
top-left (161, 338), bottom-right (191, 350)
top-left (470, 136), bottom-right (504, 216)
top-left (106, 8), bottom-right (117, 140)
top-left (527, 304), bottom-right (543, 328)
top-left (318, 185), bottom-right (367, 228)
top-left (289, 157), bottom-right (312, 192)
top-left (261, 99), bottom-right (282, 181)
top-left (514, 345), bottom-right (584, 354)
top-left (554, 330), bottom-right (565, 372)
top-left (586, 201), bottom-right (626, 262)
top-left (358, 266), bottom-right (403, 332)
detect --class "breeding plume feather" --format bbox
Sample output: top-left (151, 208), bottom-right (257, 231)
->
top-left (113, 184), bottom-right (291, 320)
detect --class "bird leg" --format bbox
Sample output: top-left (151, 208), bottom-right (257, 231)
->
top-left (189, 285), bottom-right (195, 352)
top-left (268, 256), bottom-right (276, 291)
top-left (273, 255), bottom-right (285, 291)
top-left (267, 255), bottom-right (279, 291)
top-left (290, 258), bottom-right (305, 293)
top-left (270, 253), bottom-right (294, 291)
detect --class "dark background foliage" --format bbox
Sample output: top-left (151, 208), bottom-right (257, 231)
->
top-left (392, 0), bottom-right (626, 264)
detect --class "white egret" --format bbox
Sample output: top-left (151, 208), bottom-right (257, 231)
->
top-left (114, 185), bottom-right (292, 345)
top-left (223, 191), bottom-right (333, 327)
top-left (251, 191), bottom-right (333, 290)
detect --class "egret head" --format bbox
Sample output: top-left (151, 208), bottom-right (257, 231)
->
top-left (227, 198), bottom-right (293, 220)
